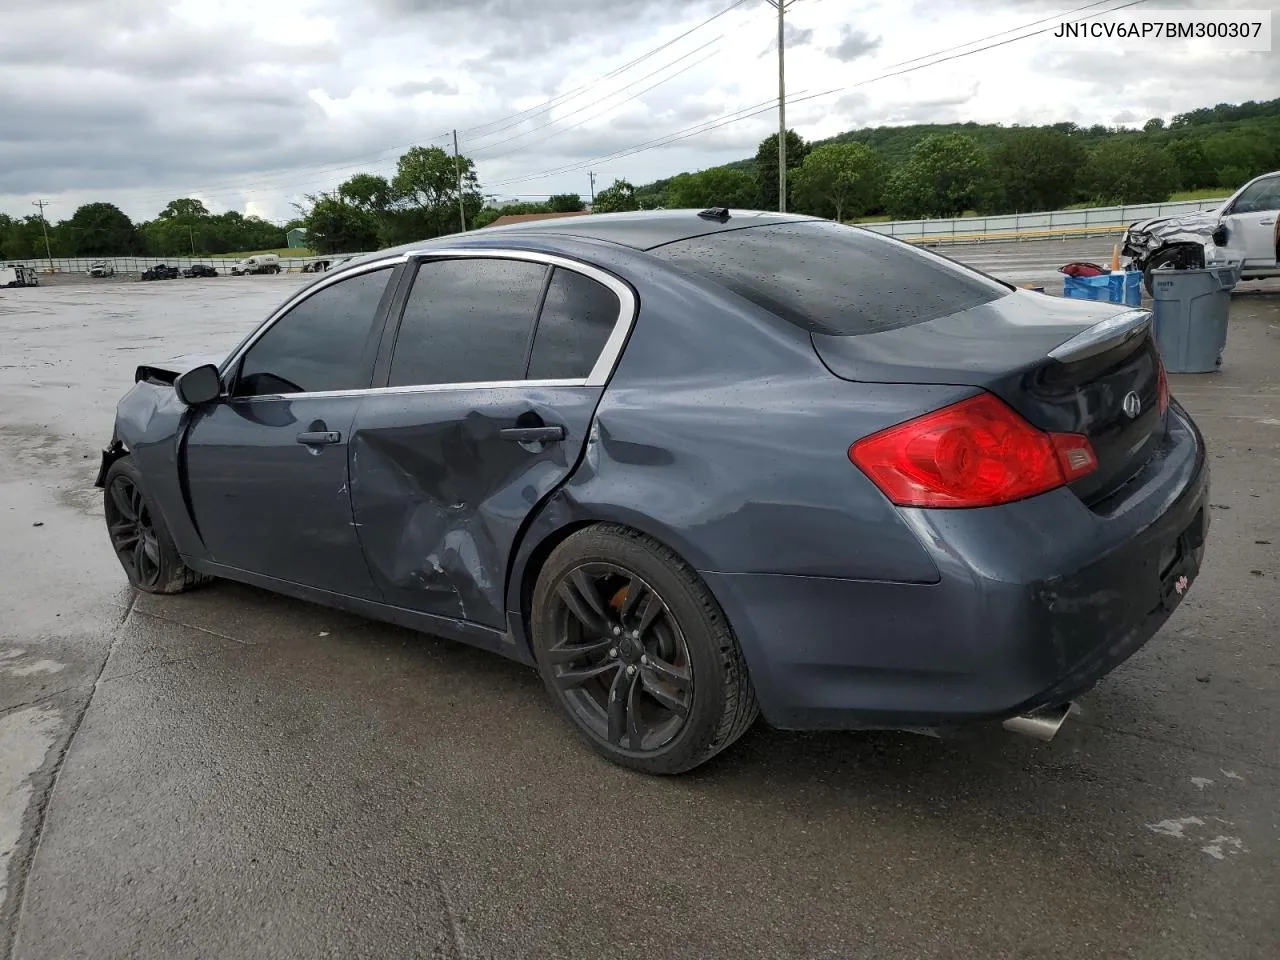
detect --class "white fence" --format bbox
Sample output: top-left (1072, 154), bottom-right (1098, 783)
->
top-left (2, 255), bottom-right (333, 276)
top-left (860, 198), bottom-right (1226, 245)
top-left (6, 197), bottom-right (1230, 273)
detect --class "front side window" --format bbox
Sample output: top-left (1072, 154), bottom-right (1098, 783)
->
top-left (388, 258), bottom-right (547, 387)
top-left (234, 267), bottom-right (394, 397)
top-left (1230, 176), bottom-right (1280, 215)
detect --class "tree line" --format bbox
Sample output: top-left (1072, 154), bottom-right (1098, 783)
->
top-left (0, 198), bottom-right (293, 261)
top-left (3, 98), bottom-right (1276, 260)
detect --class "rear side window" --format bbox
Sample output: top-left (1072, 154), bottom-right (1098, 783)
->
top-left (527, 268), bottom-right (621, 380)
top-left (389, 258), bottom-right (547, 387)
top-left (234, 267), bottom-right (394, 396)
top-left (650, 221), bottom-right (1010, 336)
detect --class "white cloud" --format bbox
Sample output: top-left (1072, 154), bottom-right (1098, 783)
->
top-left (0, 0), bottom-right (1267, 223)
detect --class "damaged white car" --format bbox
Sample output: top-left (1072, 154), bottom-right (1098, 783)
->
top-left (1123, 170), bottom-right (1280, 294)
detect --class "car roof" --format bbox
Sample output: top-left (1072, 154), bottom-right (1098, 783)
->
top-left (342, 209), bottom-right (825, 271)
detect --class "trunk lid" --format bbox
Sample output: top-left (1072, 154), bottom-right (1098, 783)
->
top-left (812, 290), bottom-right (1166, 505)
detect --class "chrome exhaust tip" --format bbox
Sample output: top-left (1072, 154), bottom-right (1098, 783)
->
top-left (1002, 702), bottom-right (1075, 742)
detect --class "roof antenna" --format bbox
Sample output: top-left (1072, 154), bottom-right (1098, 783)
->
top-left (697, 207), bottom-right (731, 222)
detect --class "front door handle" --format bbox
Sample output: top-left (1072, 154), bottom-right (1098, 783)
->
top-left (296, 430), bottom-right (341, 445)
top-left (1260, 218), bottom-right (1275, 226)
top-left (500, 425), bottom-right (565, 443)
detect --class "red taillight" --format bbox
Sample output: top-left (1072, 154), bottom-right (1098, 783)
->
top-left (849, 393), bottom-right (1097, 508)
top-left (1156, 351), bottom-right (1170, 417)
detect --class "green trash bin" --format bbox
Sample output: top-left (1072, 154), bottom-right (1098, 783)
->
top-left (1149, 263), bottom-right (1242, 373)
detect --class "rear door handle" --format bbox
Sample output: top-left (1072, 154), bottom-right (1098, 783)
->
top-left (296, 430), bottom-right (341, 445)
top-left (1260, 218), bottom-right (1275, 226)
top-left (500, 425), bottom-right (565, 443)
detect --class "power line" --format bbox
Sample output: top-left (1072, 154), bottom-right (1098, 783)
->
top-left (460, 0), bottom-right (755, 144)
top-left (488, 0), bottom-right (1153, 189)
top-left (87, 0), bottom-right (756, 212)
top-left (471, 45), bottom-right (725, 163)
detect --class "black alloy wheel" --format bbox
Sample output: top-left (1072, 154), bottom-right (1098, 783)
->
top-left (105, 473), bottom-right (163, 589)
top-left (532, 525), bottom-right (758, 774)
top-left (102, 456), bottom-right (208, 594)
top-left (547, 563), bottom-right (694, 752)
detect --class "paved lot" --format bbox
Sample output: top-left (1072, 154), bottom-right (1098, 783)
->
top-left (0, 245), bottom-right (1277, 960)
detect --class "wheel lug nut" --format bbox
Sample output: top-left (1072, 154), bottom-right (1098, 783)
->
top-left (612, 626), bottom-right (621, 636)
top-left (631, 630), bottom-right (640, 639)
top-left (626, 665), bottom-right (637, 676)
top-left (609, 648), bottom-right (618, 658)
top-left (640, 655), bottom-right (648, 665)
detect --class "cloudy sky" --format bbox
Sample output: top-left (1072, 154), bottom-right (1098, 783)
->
top-left (1, 0), bottom-right (1273, 224)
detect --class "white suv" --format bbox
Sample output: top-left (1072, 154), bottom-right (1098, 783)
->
top-left (1122, 170), bottom-right (1279, 292)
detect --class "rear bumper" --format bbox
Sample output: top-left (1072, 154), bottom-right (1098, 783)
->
top-left (703, 405), bottom-right (1209, 731)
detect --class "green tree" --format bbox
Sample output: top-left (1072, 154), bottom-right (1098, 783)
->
top-left (593, 179), bottom-right (638, 213)
top-left (62, 202), bottom-right (142, 256)
top-left (1143, 117), bottom-right (1166, 133)
top-left (1080, 139), bottom-right (1178, 203)
top-left (1166, 138), bottom-right (1218, 190)
top-left (338, 173), bottom-right (392, 213)
top-left (985, 128), bottom-right (1085, 212)
top-left (548, 193), bottom-right (585, 213)
top-left (158, 198), bottom-right (210, 222)
top-left (666, 167), bottom-right (759, 209)
top-left (790, 143), bottom-right (884, 221)
top-left (391, 145), bottom-right (484, 234)
top-left (755, 129), bottom-right (809, 211)
top-left (301, 192), bottom-right (382, 253)
top-left (885, 134), bottom-right (987, 218)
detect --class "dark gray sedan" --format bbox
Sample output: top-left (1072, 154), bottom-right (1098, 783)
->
top-left (95, 210), bottom-right (1209, 774)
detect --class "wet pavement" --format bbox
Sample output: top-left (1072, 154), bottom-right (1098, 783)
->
top-left (0, 249), bottom-right (1278, 960)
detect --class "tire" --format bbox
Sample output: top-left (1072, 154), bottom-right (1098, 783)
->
top-left (103, 456), bottom-right (209, 594)
top-left (1143, 245), bottom-right (1203, 296)
top-left (531, 524), bottom-right (758, 775)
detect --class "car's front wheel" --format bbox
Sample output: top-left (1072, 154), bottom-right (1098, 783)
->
top-left (531, 525), bottom-right (758, 774)
top-left (103, 456), bottom-right (208, 594)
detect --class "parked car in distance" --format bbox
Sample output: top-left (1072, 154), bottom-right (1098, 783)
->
top-left (141, 264), bottom-right (180, 281)
top-left (230, 254), bottom-right (281, 276)
top-left (301, 259), bottom-right (330, 273)
top-left (183, 264), bottom-right (219, 278)
top-left (1123, 169), bottom-right (1280, 293)
top-left (96, 209), bottom-right (1209, 775)
top-left (89, 260), bottom-right (115, 278)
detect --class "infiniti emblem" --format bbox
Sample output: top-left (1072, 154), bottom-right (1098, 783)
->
top-left (1122, 391), bottom-right (1142, 419)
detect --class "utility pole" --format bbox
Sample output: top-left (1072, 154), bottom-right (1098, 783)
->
top-left (589, 171), bottom-right (597, 206)
top-left (775, 0), bottom-right (787, 213)
top-left (32, 200), bottom-right (53, 265)
top-left (453, 129), bottom-right (467, 232)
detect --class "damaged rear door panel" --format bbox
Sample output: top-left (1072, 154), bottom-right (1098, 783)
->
top-left (350, 252), bottom-right (634, 633)
top-left (351, 387), bottom-right (603, 628)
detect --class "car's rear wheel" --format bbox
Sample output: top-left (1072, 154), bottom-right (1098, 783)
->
top-left (103, 456), bottom-right (208, 594)
top-left (531, 525), bottom-right (758, 774)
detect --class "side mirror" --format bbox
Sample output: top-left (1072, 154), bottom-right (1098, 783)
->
top-left (174, 364), bottom-right (222, 406)
top-left (1211, 225), bottom-right (1229, 247)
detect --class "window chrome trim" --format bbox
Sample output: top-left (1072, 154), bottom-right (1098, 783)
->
top-left (220, 247), bottom-right (637, 398)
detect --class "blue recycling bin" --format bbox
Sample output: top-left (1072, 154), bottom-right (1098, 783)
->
top-left (1063, 271), bottom-right (1142, 306)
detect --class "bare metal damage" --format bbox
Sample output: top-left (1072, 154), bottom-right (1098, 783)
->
top-left (1121, 210), bottom-right (1218, 264)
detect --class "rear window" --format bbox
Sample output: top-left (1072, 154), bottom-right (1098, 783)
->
top-left (650, 221), bottom-right (1011, 336)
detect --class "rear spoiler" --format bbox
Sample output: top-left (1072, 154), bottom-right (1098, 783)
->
top-left (1047, 309), bottom-right (1152, 364)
